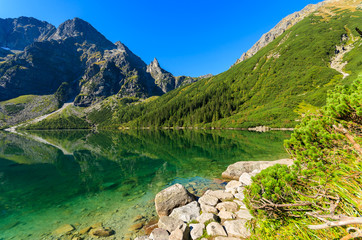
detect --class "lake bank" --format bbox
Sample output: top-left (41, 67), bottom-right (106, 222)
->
top-left (0, 130), bottom-right (290, 239)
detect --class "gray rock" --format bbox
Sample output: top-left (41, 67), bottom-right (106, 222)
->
top-left (250, 169), bottom-right (261, 177)
top-left (218, 210), bottom-right (236, 220)
top-left (216, 202), bottom-right (238, 212)
top-left (223, 219), bottom-right (251, 238)
top-left (205, 190), bottom-right (234, 201)
top-left (235, 209), bottom-right (253, 220)
top-left (233, 200), bottom-right (246, 209)
top-left (150, 228), bottom-right (170, 240)
top-left (169, 201), bottom-right (200, 222)
top-left (233, 192), bottom-right (244, 201)
top-left (158, 216), bottom-right (184, 233)
top-left (222, 159), bottom-right (293, 180)
top-left (206, 222), bottom-right (227, 237)
top-left (198, 194), bottom-right (219, 207)
top-left (196, 213), bottom-right (218, 225)
top-left (190, 223), bottom-right (205, 240)
top-left (200, 203), bottom-right (218, 214)
top-left (169, 224), bottom-right (190, 240)
top-left (225, 180), bottom-right (242, 194)
top-left (155, 184), bottom-right (195, 217)
top-left (239, 173), bottom-right (252, 186)
top-left (0, 17), bottom-right (56, 51)
top-left (237, 186), bottom-right (245, 193)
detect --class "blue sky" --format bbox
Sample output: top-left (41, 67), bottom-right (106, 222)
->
top-left (0, 0), bottom-right (321, 77)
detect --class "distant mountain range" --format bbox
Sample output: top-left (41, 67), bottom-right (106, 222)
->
top-left (0, 17), bottom-right (199, 107)
top-left (1, 0), bottom-right (361, 130)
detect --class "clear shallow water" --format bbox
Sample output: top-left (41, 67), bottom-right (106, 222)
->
top-left (0, 130), bottom-right (290, 239)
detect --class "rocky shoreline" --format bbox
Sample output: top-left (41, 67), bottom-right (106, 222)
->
top-left (134, 158), bottom-right (293, 240)
top-left (47, 158), bottom-right (293, 240)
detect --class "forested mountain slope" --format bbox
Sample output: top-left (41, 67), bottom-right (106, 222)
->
top-left (26, 0), bottom-right (362, 130)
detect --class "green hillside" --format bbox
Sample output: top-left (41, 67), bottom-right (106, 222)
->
top-left (26, 5), bottom-right (362, 130)
top-left (244, 72), bottom-right (361, 239)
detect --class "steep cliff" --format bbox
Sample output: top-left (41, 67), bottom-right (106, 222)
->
top-left (0, 16), bottom-right (55, 50)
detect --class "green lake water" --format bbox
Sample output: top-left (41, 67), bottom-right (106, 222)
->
top-left (0, 130), bottom-right (290, 239)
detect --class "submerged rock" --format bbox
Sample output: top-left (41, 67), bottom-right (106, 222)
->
top-left (128, 222), bottom-right (144, 232)
top-left (79, 226), bottom-right (91, 235)
top-left (53, 224), bottom-right (74, 235)
top-left (155, 184), bottom-right (195, 217)
top-left (89, 227), bottom-right (115, 237)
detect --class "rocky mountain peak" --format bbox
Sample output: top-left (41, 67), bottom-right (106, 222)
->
top-left (151, 58), bottom-right (160, 67)
top-left (48, 17), bottom-right (114, 49)
top-left (115, 41), bottom-right (127, 51)
top-left (0, 16), bottom-right (55, 50)
top-left (147, 58), bottom-right (163, 75)
top-left (233, 1), bottom-right (326, 65)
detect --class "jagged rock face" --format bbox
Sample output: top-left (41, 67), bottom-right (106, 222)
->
top-left (47, 17), bottom-right (114, 49)
top-left (0, 39), bottom-right (83, 101)
top-left (147, 58), bottom-right (176, 93)
top-left (74, 42), bottom-right (163, 106)
top-left (0, 17), bottom-right (55, 50)
top-left (234, 2), bottom-right (325, 65)
top-left (147, 58), bottom-right (198, 93)
top-left (0, 17), bottom-right (198, 107)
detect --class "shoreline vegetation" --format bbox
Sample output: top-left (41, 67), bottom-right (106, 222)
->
top-left (70, 75), bottom-right (359, 239)
top-left (129, 75), bottom-right (361, 239)
top-left (6, 75), bottom-right (362, 239)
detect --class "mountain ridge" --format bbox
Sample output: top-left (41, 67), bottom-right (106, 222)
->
top-left (234, 1), bottom-right (326, 65)
top-left (0, 16), bottom-right (201, 128)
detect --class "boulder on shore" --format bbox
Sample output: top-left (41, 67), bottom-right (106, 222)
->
top-left (158, 216), bottom-right (184, 233)
top-left (155, 184), bottom-right (195, 217)
top-left (223, 219), bottom-right (251, 238)
top-left (206, 222), bottom-right (227, 237)
top-left (170, 201), bottom-right (200, 222)
top-left (221, 159), bottom-right (293, 180)
top-left (150, 228), bottom-right (170, 240)
top-left (190, 223), bottom-right (205, 240)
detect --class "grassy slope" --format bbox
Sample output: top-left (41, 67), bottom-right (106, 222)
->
top-left (0, 95), bottom-right (59, 129)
